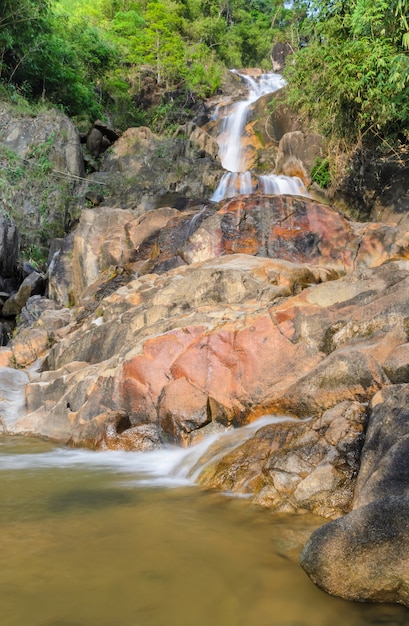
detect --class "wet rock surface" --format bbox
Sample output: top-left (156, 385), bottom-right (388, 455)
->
top-left (0, 77), bottom-right (409, 610)
top-left (4, 195), bottom-right (408, 530)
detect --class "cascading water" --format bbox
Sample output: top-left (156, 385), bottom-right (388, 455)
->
top-left (0, 415), bottom-right (298, 488)
top-left (211, 71), bottom-right (308, 202)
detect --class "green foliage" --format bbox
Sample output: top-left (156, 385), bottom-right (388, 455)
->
top-left (310, 157), bottom-right (331, 188)
top-left (27, 133), bottom-right (55, 175)
top-left (0, 0), bottom-right (308, 130)
top-left (284, 0), bottom-right (409, 146)
top-left (0, 140), bottom-right (73, 264)
top-left (20, 243), bottom-right (48, 270)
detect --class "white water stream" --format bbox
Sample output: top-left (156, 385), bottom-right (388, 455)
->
top-left (211, 71), bottom-right (308, 202)
top-left (0, 415), bottom-right (296, 487)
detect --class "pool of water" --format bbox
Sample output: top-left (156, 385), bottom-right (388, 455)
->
top-left (0, 436), bottom-right (407, 626)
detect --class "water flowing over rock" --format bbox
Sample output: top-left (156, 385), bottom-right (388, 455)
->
top-left (6, 189), bottom-right (409, 527)
top-left (1, 68), bottom-right (409, 610)
top-left (207, 71), bottom-right (310, 201)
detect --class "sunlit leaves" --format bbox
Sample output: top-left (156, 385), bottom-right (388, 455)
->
top-left (285, 0), bottom-right (409, 143)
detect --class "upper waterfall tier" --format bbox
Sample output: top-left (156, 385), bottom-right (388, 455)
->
top-left (216, 71), bottom-right (285, 173)
top-left (209, 71), bottom-right (308, 202)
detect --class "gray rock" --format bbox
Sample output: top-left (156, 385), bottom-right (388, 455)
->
top-left (275, 130), bottom-right (326, 182)
top-left (0, 215), bottom-right (19, 279)
top-left (86, 127), bottom-right (104, 157)
top-left (300, 383), bottom-right (409, 606)
top-left (300, 494), bottom-right (409, 606)
top-left (353, 384), bottom-right (409, 509)
top-left (2, 272), bottom-right (45, 317)
top-left (0, 106), bottom-right (84, 178)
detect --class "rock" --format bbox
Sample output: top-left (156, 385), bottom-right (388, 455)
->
top-left (199, 400), bottom-right (366, 518)
top-left (86, 127), bottom-right (105, 157)
top-left (92, 120), bottom-right (120, 144)
top-left (95, 126), bottom-right (222, 209)
top-left (11, 327), bottom-right (51, 367)
top-left (275, 131), bottom-right (326, 183)
top-left (173, 122), bottom-right (220, 161)
top-left (47, 234), bottom-right (75, 307)
top-left (300, 384), bottom-right (409, 606)
top-left (47, 206), bottom-right (183, 305)
top-left (104, 423), bottom-right (162, 451)
top-left (0, 105), bottom-right (84, 178)
top-left (86, 120), bottom-right (120, 158)
top-left (85, 190), bottom-right (104, 206)
top-left (11, 297), bottom-right (73, 367)
top-left (158, 378), bottom-right (210, 443)
top-left (180, 195), bottom-right (409, 272)
top-left (300, 494), bottom-right (409, 606)
top-left (382, 344), bottom-right (409, 383)
top-left (0, 105), bottom-right (84, 258)
top-left (353, 385), bottom-right (409, 509)
top-left (271, 42), bottom-right (294, 72)
top-left (336, 147), bottom-right (409, 227)
top-left (2, 271), bottom-right (46, 317)
top-left (0, 215), bottom-right (19, 281)
top-left (15, 256), bottom-right (409, 454)
top-left (2, 284), bottom-right (32, 317)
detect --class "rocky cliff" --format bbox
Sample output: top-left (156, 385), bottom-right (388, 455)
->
top-left (0, 79), bottom-right (409, 608)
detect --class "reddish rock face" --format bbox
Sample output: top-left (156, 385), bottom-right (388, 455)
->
top-left (48, 195), bottom-right (409, 308)
top-left (181, 195), bottom-right (409, 270)
top-left (6, 193), bottom-right (409, 521)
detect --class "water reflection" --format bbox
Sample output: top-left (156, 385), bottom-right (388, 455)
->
top-left (48, 488), bottom-right (137, 513)
top-left (0, 437), bottom-right (407, 626)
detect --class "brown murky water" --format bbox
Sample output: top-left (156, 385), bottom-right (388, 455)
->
top-left (0, 436), bottom-right (407, 626)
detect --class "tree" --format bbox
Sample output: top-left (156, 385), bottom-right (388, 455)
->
top-left (0, 0), bottom-right (50, 80)
top-left (284, 0), bottom-right (409, 143)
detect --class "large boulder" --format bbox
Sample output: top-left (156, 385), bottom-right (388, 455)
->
top-left (353, 385), bottom-right (409, 508)
top-left (91, 126), bottom-right (222, 209)
top-left (271, 42), bottom-right (294, 73)
top-left (180, 195), bottom-right (409, 271)
top-left (300, 494), bottom-right (409, 606)
top-left (5, 192), bottom-right (409, 527)
top-left (0, 106), bottom-right (84, 178)
top-left (275, 131), bottom-right (326, 184)
top-left (51, 194), bottom-right (408, 294)
top-left (173, 122), bottom-right (220, 161)
top-left (300, 385), bottom-right (409, 605)
top-left (0, 104), bottom-right (84, 257)
top-left (197, 400), bottom-right (367, 518)
top-left (16, 252), bottom-right (409, 445)
top-left (47, 206), bottom-right (183, 305)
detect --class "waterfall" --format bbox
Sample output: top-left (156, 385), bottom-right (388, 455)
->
top-left (210, 71), bottom-right (308, 202)
top-left (0, 415), bottom-right (300, 489)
